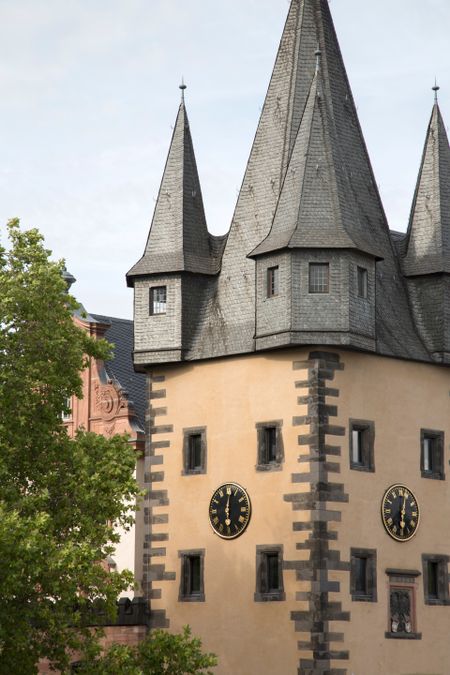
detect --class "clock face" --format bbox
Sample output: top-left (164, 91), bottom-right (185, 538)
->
top-left (209, 483), bottom-right (251, 539)
top-left (381, 484), bottom-right (420, 542)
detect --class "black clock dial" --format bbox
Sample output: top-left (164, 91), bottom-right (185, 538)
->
top-left (381, 484), bottom-right (420, 542)
top-left (209, 483), bottom-right (251, 540)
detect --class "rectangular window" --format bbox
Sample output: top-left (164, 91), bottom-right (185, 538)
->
top-left (350, 548), bottom-right (377, 602)
top-left (385, 569), bottom-right (421, 640)
top-left (267, 266), bottom-right (279, 298)
top-left (309, 263), bottom-right (329, 293)
top-left (357, 266), bottom-right (368, 298)
top-left (182, 427), bottom-right (206, 475)
top-left (150, 286), bottom-right (167, 315)
top-left (62, 397), bottom-right (72, 421)
top-left (422, 555), bottom-right (450, 605)
top-left (255, 545), bottom-right (285, 601)
top-left (256, 421), bottom-right (284, 470)
top-left (179, 550), bottom-right (205, 602)
top-left (420, 429), bottom-right (444, 480)
top-left (349, 420), bottom-right (375, 472)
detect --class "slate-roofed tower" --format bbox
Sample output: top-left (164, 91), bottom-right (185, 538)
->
top-left (401, 97), bottom-right (450, 363)
top-left (248, 56), bottom-right (382, 352)
top-left (128, 0), bottom-right (433, 370)
top-left (127, 90), bottom-right (224, 368)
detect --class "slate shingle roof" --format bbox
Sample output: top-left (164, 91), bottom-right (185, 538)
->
top-left (403, 103), bottom-right (450, 276)
top-left (91, 314), bottom-right (146, 429)
top-left (127, 100), bottom-right (220, 281)
top-left (196, 0), bottom-right (428, 362)
top-left (249, 67), bottom-right (384, 259)
top-left (128, 0), bottom-right (439, 365)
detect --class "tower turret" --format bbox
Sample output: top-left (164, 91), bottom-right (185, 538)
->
top-left (402, 91), bottom-right (450, 362)
top-left (127, 88), bottom-right (222, 369)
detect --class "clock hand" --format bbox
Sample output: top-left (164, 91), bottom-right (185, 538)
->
top-left (400, 495), bottom-right (407, 530)
top-left (225, 495), bottom-right (231, 526)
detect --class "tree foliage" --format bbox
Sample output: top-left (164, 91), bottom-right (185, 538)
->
top-left (0, 220), bottom-right (139, 674)
top-left (80, 626), bottom-right (218, 675)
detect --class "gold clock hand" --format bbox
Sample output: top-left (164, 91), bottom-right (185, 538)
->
top-left (400, 494), bottom-right (407, 530)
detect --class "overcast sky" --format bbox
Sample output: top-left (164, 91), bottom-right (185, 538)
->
top-left (0, 0), bottom-right (449, 319)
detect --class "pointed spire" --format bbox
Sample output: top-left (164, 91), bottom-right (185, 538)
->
top-left (249, 49), bottom-right (384, 260)
top-left (225, 0), bottom-right (388, 268)
top-left (404, 99), bottom-right (450, 276)
top-left (127, 90), bottom-right (216, 279)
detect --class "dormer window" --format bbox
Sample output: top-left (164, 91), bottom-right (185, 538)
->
top-left (267, 266), bottom-right (279, 297)
top-left (309, 263), bottom-right (329, 293)
top-left (150, 286), bottom-right (167, 315)
top-left (357, 266), bottom-right (368, 298)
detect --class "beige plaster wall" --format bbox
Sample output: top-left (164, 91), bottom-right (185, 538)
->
top-left (149, 348), bottom-right (450, 675)
top-left (334, 351), bottom-right (450, 675)
top-left (150, 350), bottom-right (308, 675)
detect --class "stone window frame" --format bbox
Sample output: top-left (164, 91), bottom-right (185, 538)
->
top-left (308, 262), bottom-right (330, 294)
top-left (350, 548), bottom-right (377, 602)
top-left (266, 265), bottom-right (279, 298)
top-left (182, 427), bottom-right (207, 475)
top-left (422, 554), bottom-right (450, 606)
top-left (420, 429), bottom-right (445, 480)
top-left (385, 569), bottom-right (422, 640)
top-left (149, 285), bottom-right (167, 316)
top-left (349, 419), bottom-right (375, 472)
top-left (254, 545), bottom-right (285, 602)
top-left (178, 549), bottom-right (205, 602)
top-left (255, 420), bottom-right (284, 471)
top-left (357, 265), bottom-right (368, 299)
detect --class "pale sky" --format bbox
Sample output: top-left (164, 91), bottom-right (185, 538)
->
top-left (0, 0), bottom-right (449, 319)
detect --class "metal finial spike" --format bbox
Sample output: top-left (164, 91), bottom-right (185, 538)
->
top-left (179, 77), bottom-right (187, 102)
top-left (432, 78), bottom-right (440, 103)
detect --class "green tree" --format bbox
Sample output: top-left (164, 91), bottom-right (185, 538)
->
top-left (80, 626), bottom-right (218, 674)
top-left (0, 220), bottom-right (139, 674)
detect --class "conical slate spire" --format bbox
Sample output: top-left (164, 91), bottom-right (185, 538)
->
top-left (127, 97), bottom-right (216, 279)
top-left (249, 64), bottom-right (384, 259)
top-left (403, 103), bottom-right (450, 276)
top-left (210, 0), bottom-right (422, 360)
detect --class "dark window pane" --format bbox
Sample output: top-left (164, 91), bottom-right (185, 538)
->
top-left (267, 266), bottom-right (279, 297)
top-left (264, 427), bottom-right (277, 463)
top-left (309, 263), bottom-right (329, 293)
top-left (189, 556), bottom-right (201, 594)
top-left (267, 553), bottom-right (280, 592)
top-left (357, 266), bottom-right (368, 298)
top-left (188, 434), bottom-right (202, 470)
top-left (428, 561), bottom-right (439, 599)
top-left (355, 556), bottom-right (367, 594)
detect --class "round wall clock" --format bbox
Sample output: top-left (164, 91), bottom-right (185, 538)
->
top-left (381, 484), bottom-right (420, 542)
top-left (209, 483), bottom-right (251, 539)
